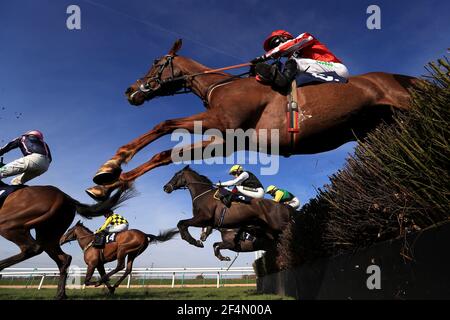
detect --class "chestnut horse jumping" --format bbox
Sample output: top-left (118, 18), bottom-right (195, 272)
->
top-left (86, 39), bottom-right (418, 200)
top-left (60, 221), bottom-right (178, 294)
top-left (0, 185), bottom-right (129, 299)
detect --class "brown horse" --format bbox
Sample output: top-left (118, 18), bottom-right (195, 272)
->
top-left (0, 185), bottom-right (129, 299)
top-left (86, 39), bottom-right (419, 200)
top-left (200, 226), bottom-right (274, 261)
top-left (60, 221), bottom-right (178, 294)
top-left (163, 166), bottom-right (294, 248)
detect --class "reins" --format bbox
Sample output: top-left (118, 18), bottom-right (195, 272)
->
top-left (166, 179), bottom-right (217, 203)
top-left (134, 56), bottom-right (251, 103)
top-left (186, 63), bottom-right (251, 78)
top-left (191, 188), bottom-right (214, 203)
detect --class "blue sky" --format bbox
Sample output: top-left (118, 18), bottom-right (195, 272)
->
top-left (0, 0), bottom-right (448, 269)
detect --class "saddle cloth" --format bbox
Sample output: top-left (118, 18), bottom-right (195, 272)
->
top-left (105, 232), bottom-right (118, 244)
top-left (296, 71), bottom-right (348, 87)
top-left (0, 182), bottom-right (27, 208)
top-left (93, 231), bottom-right (121, 249)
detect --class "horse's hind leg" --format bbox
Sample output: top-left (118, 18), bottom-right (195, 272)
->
top-left (96, 254), bottom-right (126, 286)
top-left (0, 228), bottom-right (43, 271)
top-left (43, 244), bottom-right (72, 300)
top-left (213, 242), bottom-right (232, 261)
top-left (111, 254), bottom-right (136, 289)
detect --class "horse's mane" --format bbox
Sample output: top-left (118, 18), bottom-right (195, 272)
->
top-left (184, 166), bottom-right (213, 184)
top-left (77, 223), bottom-right (94, 234)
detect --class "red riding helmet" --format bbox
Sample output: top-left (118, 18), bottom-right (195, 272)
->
top-left (24, 130), bottom-right (44, 140)
top-left (263, 30), bottom-right (294, 52)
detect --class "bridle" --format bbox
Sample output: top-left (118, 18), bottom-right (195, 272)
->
top-left (165, 171), bottom-right (216, 203)
top-left (130, 54), bottom-right (190, 99)
top-left (63, 227), bottom-right (95, 252)
top-left (130, 55), bottom-right (251, 103)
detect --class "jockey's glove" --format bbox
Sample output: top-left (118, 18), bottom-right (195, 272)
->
top-left (250, 55), bottom-right (267, 64)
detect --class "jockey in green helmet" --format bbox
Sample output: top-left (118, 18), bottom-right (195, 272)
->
top-left (266, 185), bottom-right (300, 210)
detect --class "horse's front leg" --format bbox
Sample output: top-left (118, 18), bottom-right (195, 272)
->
top-left (83, 264), bottom-right (97, 286)
top-left (93, 112), bottom-right (214, 185)
top-left (86, 137), bottom-right (225, 200)
top-left (177, 216), bottom-right (210, 248)
top-left (200, 226), bottom-right (214, 242)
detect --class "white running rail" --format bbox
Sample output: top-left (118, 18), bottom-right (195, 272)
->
top-left (0, 267), bottom-right (256, 290)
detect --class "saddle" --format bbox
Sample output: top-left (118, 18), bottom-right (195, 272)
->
top-left (93, 231), bottom-right (119, 248)
top-left (215, 187), bottom-right (253, 208)
top-left (0, 182), bottom-right (27, 208)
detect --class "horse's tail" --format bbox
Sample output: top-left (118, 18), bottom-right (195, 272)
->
top-left (146, 228), bottom-right (179, 243)
top-left (71, 183), bottom-right (136, 219)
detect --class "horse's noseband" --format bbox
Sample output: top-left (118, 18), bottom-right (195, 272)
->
top-left (135, 55), bottom-right (176, 96)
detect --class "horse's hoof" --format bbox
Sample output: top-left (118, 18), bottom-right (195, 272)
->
top-left (93, 162), bottom-right (122, 185)
top-left (85, 185), bottom-right (111, 201)
top-left (196, 240), bottom-right (204, 248)
top-left (55, 294), bottom-right (68, 300)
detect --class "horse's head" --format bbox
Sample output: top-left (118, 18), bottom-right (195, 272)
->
top-left (163, 165), bottom-right (190, 193)
top-left (60, 220), bottom-right (83, 245)
top-left (126, 39), bottom-right (185, 106)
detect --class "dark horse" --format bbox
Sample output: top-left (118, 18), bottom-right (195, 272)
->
top-left (163, 166), bottom-right (294, 248)
top-left (200, 226), bottom-right (274, 261)
top-left (86, 39), bottom-right (419, 200)
top-left (60, 221), bottom-right (178, 294)
top-left (0, 185), bottom-right (129, 299)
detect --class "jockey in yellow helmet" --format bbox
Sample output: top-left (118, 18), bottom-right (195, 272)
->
top-left (266, 185), bottom-right (300, 210)
top-left (216, 165), bottom-right (265, 198)
top-left (215, 165), bottom-right (264, 207)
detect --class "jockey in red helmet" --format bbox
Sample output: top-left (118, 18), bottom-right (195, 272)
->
top-left (251, 30), bottom-right (349, 88)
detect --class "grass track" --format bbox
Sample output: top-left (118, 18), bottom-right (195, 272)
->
top-left (0, 287), bottom-right (292, 300)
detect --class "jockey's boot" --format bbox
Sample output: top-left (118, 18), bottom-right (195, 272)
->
top-left (93, 231), bottom-right (107, 248)
top-left (219, 193), bottom-right (233, 208)
top-left (255, 63), bottom-right (278, 83)
top-left (255, 59), bottom-right (298, 89)
top-left (272, 59), bottom-right (298, 88)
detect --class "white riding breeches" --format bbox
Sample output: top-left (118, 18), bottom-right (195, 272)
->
top-left (106, 224), bottom-right (129, 233)
top-left (0, 153), bottom-right (50, 185)
top-left (235, 186), bottom-right (265, 199)
top-left (293, 58), bottom-right (349, 78)
top-left (285, 197), bottom-right (301, 210)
